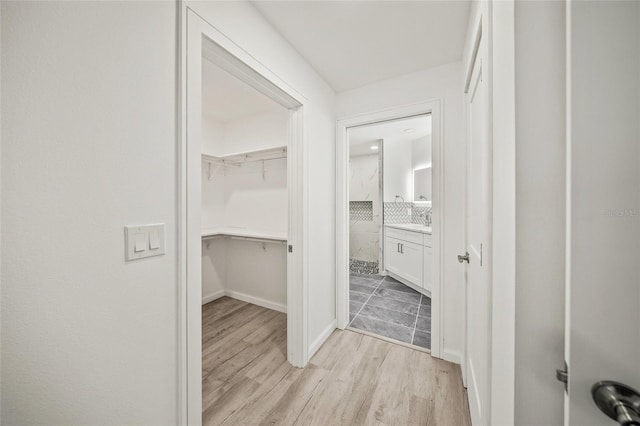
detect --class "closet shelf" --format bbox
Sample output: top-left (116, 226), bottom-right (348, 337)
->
top-left (201, 227), bottom-right (287, 243)
top-left (202, 146), bottom-right (287, 166)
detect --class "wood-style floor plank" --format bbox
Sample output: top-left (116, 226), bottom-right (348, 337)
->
top-left (202, 297), bottom-right (471, 426)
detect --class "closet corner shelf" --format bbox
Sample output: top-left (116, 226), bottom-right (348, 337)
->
top-left (201, 227), bottom-right (287, 244)
top-left (202, 146), bottom-right (287, 166)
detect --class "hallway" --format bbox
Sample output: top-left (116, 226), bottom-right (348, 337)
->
top-left (202, 297), bottom-right (469, 425)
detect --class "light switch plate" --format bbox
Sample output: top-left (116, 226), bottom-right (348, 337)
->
top-left (125, 224), bottom-right (165, 261)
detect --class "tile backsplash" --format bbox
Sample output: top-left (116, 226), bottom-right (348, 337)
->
top-left (383, 202), bottom-right (413, 223)
top-left (383, 202), bottom-right (432, 226)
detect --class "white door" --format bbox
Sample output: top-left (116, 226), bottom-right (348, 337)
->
top-left (465, 38), bottom-right (491, 426)
top-left (564, 2), bottom-right (640, 425)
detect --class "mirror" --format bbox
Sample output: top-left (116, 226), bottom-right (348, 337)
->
top-left (413, 167), bottom-right (432, 202)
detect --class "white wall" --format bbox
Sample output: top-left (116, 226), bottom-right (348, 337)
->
top-left (514, 2), bottom-right (565, 425)
top-left (202, 238), bottom-right (226, 302)
top-left (338, 61), bottom-right (466, 361)
top-left (412, 135), bottom-right (432, 170)
top-left (383, 138), bottom-right (412, 203)
top-left (1, 2), bottom-right (177, 424)
top-left (226, 239), bottom-right (287, 311)
top-left (220, 110), bottom-right (288, 156)
top-left (202, 116), bottom-right (225, 156)
top-left (187, 1), bottom-right (337, 351)
top-left (202, 109), bottom-right (289, 157)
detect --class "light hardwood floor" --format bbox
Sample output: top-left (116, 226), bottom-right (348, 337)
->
top-left (203, 297), bottom-right (471, 426)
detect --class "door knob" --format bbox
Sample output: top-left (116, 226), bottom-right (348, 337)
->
top-left (592, 381), bottom-right (640, 426)
top-left (458, 252), bottom-right (470, 263)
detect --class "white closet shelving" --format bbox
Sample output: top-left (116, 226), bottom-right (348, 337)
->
top-left (202, 146), bottom-right (287, 166)
top-left (202, 146), bottom-right (287, 181)
top-left (201, 227), bottom-right (287, 244)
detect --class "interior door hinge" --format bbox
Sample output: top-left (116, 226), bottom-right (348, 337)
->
top-left (288, 245), bottom-right (293, 253)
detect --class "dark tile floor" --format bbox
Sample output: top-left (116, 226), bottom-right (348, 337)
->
top-left (349, 274), bottom-right (431, 349)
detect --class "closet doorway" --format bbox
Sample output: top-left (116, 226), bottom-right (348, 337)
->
top-left (181, 10), bottom-right (306, 423)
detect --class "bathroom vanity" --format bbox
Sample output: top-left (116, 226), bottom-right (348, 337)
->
top-left (384, 223), bottom-right (433, 296)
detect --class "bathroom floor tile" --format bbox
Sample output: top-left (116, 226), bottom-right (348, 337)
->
top-left (351, 273), bottom-right (384, 280)
top-left (349, 291), bottom-right (369, 304)
top-left (350, 283), bottom-right (377, 295)
top-left (349, 301), bottom-right (363, 315)
top-left (415, 315), bottom-right (431, 332)
top-left (374, 287), bottom-right (421, 304)
top-left (379, 280), bottom-right (420, 295)
top-left (365, 295), bottom-right (419, 315)
top-left (419, 304), bottom-right (431, 318)
top-left (350, 316), bottom-right (413, 344)
top-left (412, 330), bottom-right (431, 349)
top-left (349, 276), bottom-right (382, 288)
top-left (359, 304), bottom-right (417, 328)
top-left (348, 273), bottom-right (431, 351)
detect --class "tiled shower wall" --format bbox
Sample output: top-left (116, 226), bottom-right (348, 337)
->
top-left (349, 155), bottom-right (381, 273)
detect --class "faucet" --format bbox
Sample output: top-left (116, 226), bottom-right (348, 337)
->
top-left (395, 195), bottom-right (404, 203)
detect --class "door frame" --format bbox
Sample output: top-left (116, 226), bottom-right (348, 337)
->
top-left (178, 6), bottom-right (307, 425)
top-left (335, 100), bottom-right (444, 359)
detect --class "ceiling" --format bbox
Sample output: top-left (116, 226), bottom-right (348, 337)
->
top-left (202, 57), bottom-right (283, 123)
top-left (349, 115), bottom-right (431, 157)
top-left (252, 1), bottom-right (471, 92)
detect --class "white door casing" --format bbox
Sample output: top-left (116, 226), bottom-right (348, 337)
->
top-left (465, 33), bottom-right (492, 426)
top-left (564, 1), bottom-right (640, 425)
top-left (335, 101), bottom-right (444, 359)
top-left (180, 8), bottom-right (306, 425)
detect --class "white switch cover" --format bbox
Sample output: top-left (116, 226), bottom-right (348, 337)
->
top-left (134, 233), bottom-right (146, 252)
top-left (149, 230), bottom-right (161, 250)
top-left (125, 224), bottom-right (165, 261)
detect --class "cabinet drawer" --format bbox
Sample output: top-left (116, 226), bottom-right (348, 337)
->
top-left (384, 226), bottom-right (423, 245)
top-left (423, 233), bottom-right (433, 247)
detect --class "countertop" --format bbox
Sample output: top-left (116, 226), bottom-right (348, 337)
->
top-left (384, 223), bottom-right (432, 235)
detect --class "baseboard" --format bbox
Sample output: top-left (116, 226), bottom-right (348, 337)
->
top-left (442, 349), bottom-right (463, 365)
top-left (201, 290), bottom-right (225, 305)
top-left (308, 319), bottom-right (337, 359)
top-left (224, 290), bottom-right (287, 313)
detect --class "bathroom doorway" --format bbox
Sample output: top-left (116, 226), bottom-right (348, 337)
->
top-left (336, 101), bottom-right (443, 357)
top-left (347, 115), bottom-right (433, 350)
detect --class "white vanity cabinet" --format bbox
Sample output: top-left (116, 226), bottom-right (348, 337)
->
top-left (385, 236), bottom-right (423, 285)
top-left (384, 224), bottom-right (433, 295)
top-left (423, 233), bottom-right (433, 293)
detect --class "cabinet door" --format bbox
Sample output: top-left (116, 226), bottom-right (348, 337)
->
top-left (399, 240), bottom-right (423, 286)
top-left (423, 244), bottom-right (433, 292)
top-left (384, 237), bottom-right (403, 276)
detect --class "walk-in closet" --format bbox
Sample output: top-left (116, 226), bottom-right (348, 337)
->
top-left (200, 53), bottom-right (289, 310)
top-left (199, 50), bottom-right (291, 421)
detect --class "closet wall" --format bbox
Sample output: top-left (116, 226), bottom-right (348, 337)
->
top-left (201, 106), bottom-right (289, 312)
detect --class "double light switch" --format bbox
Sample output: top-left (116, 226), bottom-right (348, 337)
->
top-left (125, 223), bottom-right (165, 261)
